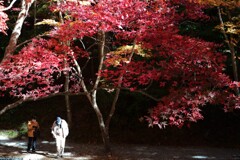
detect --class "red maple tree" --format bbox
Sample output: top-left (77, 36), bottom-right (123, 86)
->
top-left (0, 0), bottom-right (239, 151)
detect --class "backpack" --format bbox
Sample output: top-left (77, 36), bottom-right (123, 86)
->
top-left (33, 128), bottom-right (40, 137)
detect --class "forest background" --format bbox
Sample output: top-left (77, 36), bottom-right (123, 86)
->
top-left (0, 0), bottom-right (240, 153)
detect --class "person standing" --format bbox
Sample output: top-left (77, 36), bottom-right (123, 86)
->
top-left (51, 116), bottom-right (69, 158)
top-left (27, 116), bottom-right (40, 153)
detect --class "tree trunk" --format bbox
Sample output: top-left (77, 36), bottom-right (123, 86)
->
top-left (105, 88), bottom-right (120, 132)
top-left (64, 63), bottom-right (72, 128)
top-left (4, 0), bottom-right (35, 57)
top-left (91, 31), bottom-right (111, 153)
top-left (217, 7), bottom-right (239, 95)
top-left (91, 91), bottom-right (111, 153)
top-left (70, 30), bottom-right (111, 153)
top-left (105, 41), bottom-right (135, 135)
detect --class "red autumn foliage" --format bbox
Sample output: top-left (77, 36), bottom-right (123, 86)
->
top-left (0, 1), bottom-right (8, 35)
top-left (0, 38), bottom-right (64, 99)
top-left (0, 0), bottom-right (239, 128)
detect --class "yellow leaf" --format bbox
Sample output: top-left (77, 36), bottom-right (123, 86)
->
top-left (35, 19), bottom-right (60, 27)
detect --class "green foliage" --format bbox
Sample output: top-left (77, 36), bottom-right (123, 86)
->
top-left (0, 122), bottom-right (27, 138)
top-left (0, 130), bottom-right (18, 139)
top-left (18, 122), bottom-right (28, 136)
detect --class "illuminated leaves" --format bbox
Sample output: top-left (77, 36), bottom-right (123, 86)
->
top-left (35, 19), bottom-right (60, 27)
top-left (0, 0), bottom-right (239, 128)
top-left (215, 17), bottom-right (240, 46)
top-left (105, 45), bottom-right (151, 67)
top-left (192, 0), bottom-right (240, 47)
top-left (0, 2), bottom-right (8, 35)
top-left (49, 0), bottom-right (239, 127)
top-left (192, 0), bottom-right (240, 7)
top-left (0, 38), bottom-right (64, 99)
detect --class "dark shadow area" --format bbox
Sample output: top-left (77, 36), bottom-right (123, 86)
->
top-left (0, 95), bottom-right (240, 149)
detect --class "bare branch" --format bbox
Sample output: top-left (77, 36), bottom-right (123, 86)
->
top-left (16, 32), bottom-right (51, 49)
top-left (0, 0), bottom-right (17, 11)
top-left (105, 40), bottom-right (136, 130)
top-left (0, 91), bottom-right (88, 116)
top-left (93, 31), bottom-right (105, 90)
top-left (134, 90), bottom-right (162, 102)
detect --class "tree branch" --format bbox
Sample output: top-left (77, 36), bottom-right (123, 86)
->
top-left (217, 6), bottom-right (239, 95)
top-left (16, 32), bottom-right (50, 49)
top-left (93, 31), bottom-right (105, 90)
top-left (4, 0), bottom-right (35, 57)
top-left (0, 0), bottom-right (17, 11)
top-left (69, 51), bottom-right (92, 101)
top-left (105, 40), bottom-right (136, 130)
top-left (0, 91), bottom-right (88, 116)
top-left (120, 87), bottom-right (162, 102)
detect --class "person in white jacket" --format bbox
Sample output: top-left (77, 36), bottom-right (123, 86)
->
top-left (51, 117), bottom-right (69, 158)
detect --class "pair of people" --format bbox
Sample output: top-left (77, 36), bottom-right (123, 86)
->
top-left (27, 116), bottom-right (69, 158)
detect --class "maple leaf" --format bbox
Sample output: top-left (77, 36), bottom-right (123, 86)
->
top-left (35, 19), bottom-right (60, 27)
top-left (0, 2), bottom-right (9, 35)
